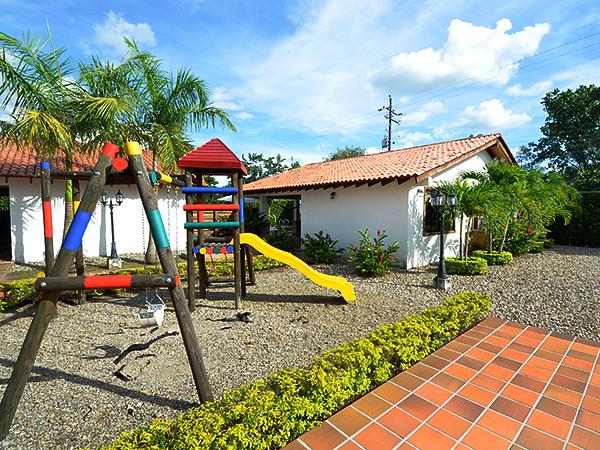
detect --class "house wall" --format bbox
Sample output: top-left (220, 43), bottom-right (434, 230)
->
top-left (6, 178), bottom-right (186, 264)
top-left (254, 150), bottom-right (494, 270)
top-left (271, 182), bottom-right (412, 265)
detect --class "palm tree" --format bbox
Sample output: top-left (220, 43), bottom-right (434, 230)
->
top-left (1, 31), bottom-right (82, 236)
top-left (80, 40), bottom-right (236, 262)
top-left (0, 31), bottom-right (135, 238)
top-left (462, 160), bottom-right (528, 252)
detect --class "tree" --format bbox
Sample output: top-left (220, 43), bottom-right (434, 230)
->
top-left (0, 31), bottom-right (125, 236)
top-left (520, 85), bottom-right (600, 188)
top-left (80, 40), bottom-right (235, 263)
top-left (461, 160), bottom-right (579, 253)
top-left (241, 152), bottom-right (300, 183)
top-left (324, 145), bottom-right (366, 161)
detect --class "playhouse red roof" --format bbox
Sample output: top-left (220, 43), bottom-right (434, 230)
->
top-left (178, 138), bottom-right (247, 174)
top-left (0, 143), bottom-right (155, 178)
top-left (245, 134), bottom-right (515, 193)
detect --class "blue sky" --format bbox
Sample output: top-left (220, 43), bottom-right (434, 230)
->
top-left (1, 0), bottom-right (599, 164)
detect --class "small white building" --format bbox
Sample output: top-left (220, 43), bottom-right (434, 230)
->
top-left (245, 134), bottom-right (515, 269)
top-left (0, 145), bottom-right (186, 264)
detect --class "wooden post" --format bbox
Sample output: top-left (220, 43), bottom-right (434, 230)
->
top-left (184, 173), bottom-right (196, 312)
top-left (238, 175), bottom-right (255, 286)
top-left (40, 162), bottom-right (54, 275)
top-left (232, 173), bottom-right (242, 309)
top-left (125, 142), bottom-right (213, 403)
top-left (0, 143), bottom-right (119, 440)
top-left (72, 179), bottom-right (87, 305)
top-left (195, 175), bottom-right (208, 297)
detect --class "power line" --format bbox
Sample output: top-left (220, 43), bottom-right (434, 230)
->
top-left (246, 33), bottom-right (600, 150)
top-left (378, 94), bottom-right (402, 151)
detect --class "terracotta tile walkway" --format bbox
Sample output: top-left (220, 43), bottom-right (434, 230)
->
top-left (285, 317), bottom-right (600, 450)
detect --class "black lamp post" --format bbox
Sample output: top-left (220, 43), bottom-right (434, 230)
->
top-left (432, 191), bottom-right (457, 290)
top-left (101, 189), bottom-right (124, 267)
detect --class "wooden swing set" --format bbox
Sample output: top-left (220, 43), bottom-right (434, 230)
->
top-left (0, 142), bottom-right (213, 440)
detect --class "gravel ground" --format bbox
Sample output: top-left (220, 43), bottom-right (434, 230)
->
top-left (0, 245), bottom-right (598, 449)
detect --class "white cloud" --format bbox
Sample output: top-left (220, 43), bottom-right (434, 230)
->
top-left (92, 11), bottom-right (156, 56)
top-left (396, 131), bottom-right (433, 148)
top-left (507, 80), bottom-right (552, 96)
top-left (365, 146), bottom-right (380, 155)
top-left (553, 60), bottom-right (600, 88)
top-left (371, 19), bottom-right (550, 95)
top-left (212, 86), bottom-right (245, 111)
top-left (238, 0), bottom-right (400, 134)
top-left (234, 111), bottom-right (254, 120)
top-left (450, 99), bottom-right (531, 130)
top-left (402, 101), bottom-right (445, 125)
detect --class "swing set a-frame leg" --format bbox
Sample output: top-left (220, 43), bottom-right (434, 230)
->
top-left (125, 142), bottom-right (213, 403)
top-left (0, 143), bottom-right (119, 440)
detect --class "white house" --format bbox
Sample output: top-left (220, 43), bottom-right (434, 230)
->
top-left (0, 144), bottom-right (186, 264)
top-left (244, 134), bottom-right (516, 269)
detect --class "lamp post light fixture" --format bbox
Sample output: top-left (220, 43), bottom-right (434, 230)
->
top-left (432, 190), bottom-right (457, 291)
top-left (100, 189), bottom-right (124, 269)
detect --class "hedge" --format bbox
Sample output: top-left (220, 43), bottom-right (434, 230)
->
top-left (471, 250), bottom-right (513, 266)
top-left (0, 256), bottom-right (282, 313)
top-left (550, 191), bottom-right (600, 247)
top-left (445, 257), bottom-right (488, 275)
top-left (103, 292), bottom-right (491, 449)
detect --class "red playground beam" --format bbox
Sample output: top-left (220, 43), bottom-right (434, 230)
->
top-left (35, 274), bottom-right (179, 291)
top-left (183, 204), bottom-right (239, 211)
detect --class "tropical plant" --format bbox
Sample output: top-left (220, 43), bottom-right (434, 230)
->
top-left (347, 228), bottom-right (399, 276)
top-left (80, 39), bottom-right (236, 262)
top-left (0, 31), bottom-right (103, 235)
top-left (445, 256), bottom-right (488, 275)
top-left (303, 231), bottom-right (341, 264)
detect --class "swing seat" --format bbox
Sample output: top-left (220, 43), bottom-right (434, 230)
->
top-left (138, 303), bottom-right (165, 328)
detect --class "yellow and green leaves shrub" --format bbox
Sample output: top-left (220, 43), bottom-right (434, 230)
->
top-left (104, 292), bottom-right (491, 450)
top-left (471, 250), bottom-right (513, 265)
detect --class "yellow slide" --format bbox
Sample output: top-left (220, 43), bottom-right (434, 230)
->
top-left (239, 233), bottom-right (356, 302)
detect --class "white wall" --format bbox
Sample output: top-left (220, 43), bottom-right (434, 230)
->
top-left (7, 178), bottom-right (186, 264)
top-left (270, 182), bottom-right (411, 265)
top-left (256, 150), bottom-right (494, 270)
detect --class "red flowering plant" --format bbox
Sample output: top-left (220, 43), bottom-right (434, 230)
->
top-left (348, 228), bottom-right (400, 275)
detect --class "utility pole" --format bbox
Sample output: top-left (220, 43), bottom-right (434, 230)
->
top-left (378, 94), bottom-right (402, 151)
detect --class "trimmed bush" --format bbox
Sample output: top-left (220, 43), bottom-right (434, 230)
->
top-left (104, 292), bottom-right (491, 450)
top-left (471, 250), bottom-right (513, 266)
top-left (445, 257), bottom-right (488, 275)
top-left (303, 231), bottom-right (341, 264)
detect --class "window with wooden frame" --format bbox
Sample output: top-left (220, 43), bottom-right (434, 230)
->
top-left (423, 188), bottom-right (456, 235)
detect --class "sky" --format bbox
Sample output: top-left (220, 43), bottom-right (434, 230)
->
top-left (1, 0), bottom-right (599, 165)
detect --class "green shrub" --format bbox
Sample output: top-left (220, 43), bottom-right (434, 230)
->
top-left (550, 191), bottom-right (600, 247)
top-left (471, 250), bottom-right (513, 265)
top-left (542, 238), bottom-right (555, 249)
top-left (528, 241), bottom-right (544, 253)
top-left (266, 229), bottom-right (300, 252)
top-left (347, 228), bottom-right (399, 276)
top-left (446, 257), bottom-right (488, 275)
top-left (303, 231), bottom-right (341, 264)
top-left (0, 279), bottom-right (36, 312)
top-left (104, 292), bottom-right (491, 450)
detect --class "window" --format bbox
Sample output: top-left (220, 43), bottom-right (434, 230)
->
top-left (423, 189), bottom-right (456, 235)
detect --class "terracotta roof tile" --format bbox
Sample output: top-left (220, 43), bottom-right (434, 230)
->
top-left (0, 142), bottom-right (155, 178)
top-left (245, 134), bottom-right (514, 193)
